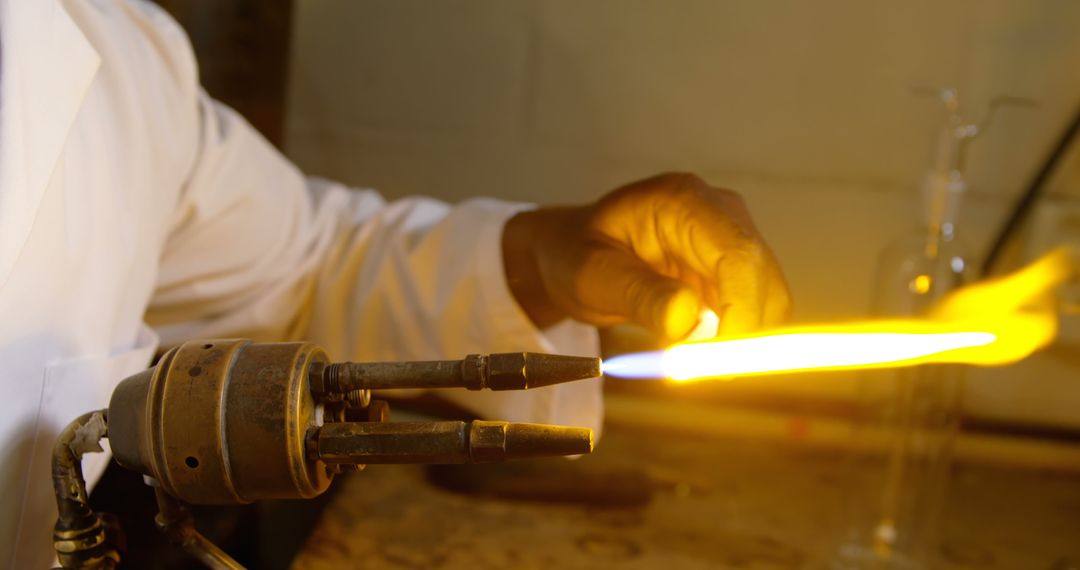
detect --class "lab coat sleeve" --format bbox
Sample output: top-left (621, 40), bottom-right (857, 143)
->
top-left (145, 93), bottom-right (603, 435)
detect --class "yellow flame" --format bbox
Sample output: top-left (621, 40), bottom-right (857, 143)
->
top-left (658, 247), bottom-right (1074, 381)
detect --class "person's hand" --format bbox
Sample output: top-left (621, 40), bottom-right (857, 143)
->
top-left (502, 173), bottom-right (791, 341)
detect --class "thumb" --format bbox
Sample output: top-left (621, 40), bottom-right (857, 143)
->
top-left (575, 247), bottom-right (703, 339)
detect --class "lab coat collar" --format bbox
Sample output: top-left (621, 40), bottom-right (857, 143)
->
top-left (0, 0), bottom-right (101, 287)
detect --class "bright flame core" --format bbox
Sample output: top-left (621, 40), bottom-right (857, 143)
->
top-left (664, 332), bottom-right (995, 380)
top-left (603, 248), bottom-right (1074, 382)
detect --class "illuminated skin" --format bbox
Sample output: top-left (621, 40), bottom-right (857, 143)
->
top-left (502, 173), bottom-right (792, 341)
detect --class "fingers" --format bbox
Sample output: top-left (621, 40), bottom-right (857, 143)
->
top-left (578, 173), bottom-right (793, 339)
top-left (677, 220), bottom-right (788, 336)
top-left (687, 251), bottom-right (790, 337)
top-left (713, 245), bottom-right (767, 336)
top-left (687, 199), bottom-right (791, 335)
top-left (629, 176), bottom-right (790, 336)
top-left (761, 276), bottom-right (793, 328)
top-left (716, 251), bottom-right (792, 335)
top-left (573, 246), bottom-right (704, 340)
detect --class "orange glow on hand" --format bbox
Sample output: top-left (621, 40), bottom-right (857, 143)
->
top-left (603, 247), bottom-right (1075, 381)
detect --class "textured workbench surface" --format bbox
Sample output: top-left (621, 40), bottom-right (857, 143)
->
top-left (292, 406), bottom-right (1080, 570)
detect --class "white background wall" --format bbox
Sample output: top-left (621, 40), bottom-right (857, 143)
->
top-left (284, 1), bottom-right (1080, 428)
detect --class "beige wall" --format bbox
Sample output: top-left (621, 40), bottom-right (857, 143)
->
top-left (285, 1), bottom-right (1080, 427)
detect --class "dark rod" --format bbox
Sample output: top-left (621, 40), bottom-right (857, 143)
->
top-left (152, 487), bottom-right (245, 570)
top-left (312, 420), bottom-right (594, 464)
top-left (982, 101), bottom-right (1080, 276)
top-left (318, 353), bottom-right (601, 393)
top-left (326, 359), bottom-right (473, 391)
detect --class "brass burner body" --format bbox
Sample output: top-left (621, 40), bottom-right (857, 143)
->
top-left (108, 339), bottom-right (332, 504)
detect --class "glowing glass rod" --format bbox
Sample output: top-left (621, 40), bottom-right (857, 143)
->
top-left (603, 247), bottom-right (1073, 382)
top-left (602, 332), bottom-right (996, 381)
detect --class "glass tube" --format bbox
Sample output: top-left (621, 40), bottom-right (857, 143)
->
top-left (834, 225), bottom-right (970, 569)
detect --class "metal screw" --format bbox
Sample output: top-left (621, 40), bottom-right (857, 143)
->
top-left (345, 389), bottom-right (371, 408)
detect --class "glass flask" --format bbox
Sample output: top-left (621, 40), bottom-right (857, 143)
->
top-left (834, 89), bottom-right (982, 570)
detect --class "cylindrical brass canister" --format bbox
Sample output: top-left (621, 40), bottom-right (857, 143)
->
top-left (108, 339), bottom-right (332, 504)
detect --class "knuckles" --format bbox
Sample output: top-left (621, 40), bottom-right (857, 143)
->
top-left (732, 236), bottom-right (766, 262)
top-left (600, 171), bottom-right (746, 213)
top-left (650, 172), bottom-right (746, 211)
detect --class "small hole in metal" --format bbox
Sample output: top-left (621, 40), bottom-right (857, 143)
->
top-left (203, 344), bottom-right (213, 349)
top-left (185, 456), bottom-right (199, 469)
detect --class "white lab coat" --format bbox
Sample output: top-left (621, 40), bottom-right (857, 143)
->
top-left (0, 0), bottom-right (602, 567)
